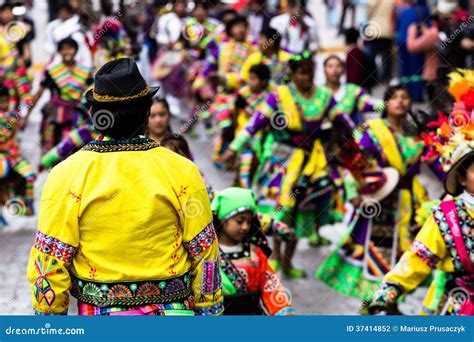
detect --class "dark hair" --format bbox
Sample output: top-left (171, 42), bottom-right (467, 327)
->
top-left (344, 27), bottom-right (359, 45)
top-left (456, 153), bottom-right (474, 191)
top-left (90, 99), bottom-right (152, 139)
top-left (0, 85), bottom-right (10, 98)
top-left (161, 132), bottom-right (193, 160)
top-left (57, 3), bottom-right (73, 13)
top-left (260, 27), bottom-right (281, 47)
top-left (57, 37), bottom-right (78, 52)
top-left (382, 84), bottom-right (411, 117)
top-left (213, 212), bottom-right (272, 257)
top-left (193, 0), bottom-right (210, 10)
top-left (0, 4), bottom-right (13, 11)
top-left (225, 15), bottom-right (248, 37)
top-left (219, 9), bottom-right (238, 24)
top-left (152, 97), bottom-right (171, 113)
top-left (249, 63), bottom-right (271, 82)
top-left (323, 54), bottom-right (345, 68)
top-left (289, 54), bottom-right (315, 73)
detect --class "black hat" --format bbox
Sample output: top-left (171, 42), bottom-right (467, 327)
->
top-left (85, 58), bottom-right (159, 105)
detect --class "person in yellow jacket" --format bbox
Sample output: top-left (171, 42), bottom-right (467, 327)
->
top-left (27, 58), bottom-right (223, 316)
top-left (369, 109), bottom-right (474, 316)
top-left (240, 27), bottom-right (292, 86)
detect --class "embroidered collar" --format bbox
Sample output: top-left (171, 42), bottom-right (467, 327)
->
top-left (81, 137), bottom-right (160, 153)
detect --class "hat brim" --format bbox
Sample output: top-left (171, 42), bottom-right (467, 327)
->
top-left (361, 167), bottom-right (400, 202)
top-left (445, 150), bottom-right (474, 195)
top-left (85, 86), bottom-right (160, 105)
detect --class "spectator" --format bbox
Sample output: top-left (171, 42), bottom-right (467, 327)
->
top-left (44, 2), bottom-right (93, 67)
top-left (269, 0), bottom-right (318, 54)
top-left (248, 0), bottom-right (273, 43)
top-left (345, 27), bottom-right (375, 89)
top-left (156, 0), bottom-right (187, 48)
top-left (364, 0), bottom-right (395, 82)
top-left (407, 13), bottom-right (441, 106)
top-left (395, 0), bottom-right (431, 102)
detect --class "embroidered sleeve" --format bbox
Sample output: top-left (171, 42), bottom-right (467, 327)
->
top-left (229, 93), bottom-right (275, 153)
top-left (41, 127), bottom-right (97, 169)
top-left (257, 248), bottom-right (294, 316)
top-left (370, 213), bottom-right (454, 313)
top-left (369, 281), bottom-right (404, 314)
top-left (27, 166), bottom-right (80, 315)
top-left (180, 167), bottom-right (223, 315)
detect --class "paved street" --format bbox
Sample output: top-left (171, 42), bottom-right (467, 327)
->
top-left (0, 0), bottom-right (433, 316)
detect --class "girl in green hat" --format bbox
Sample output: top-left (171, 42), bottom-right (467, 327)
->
top-left (212, 187), bottom-right (294, 315)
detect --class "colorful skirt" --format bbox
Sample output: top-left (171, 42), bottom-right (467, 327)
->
top-left (78, 297), bottom-right (195, 316)
top-left (316, 189), bottom-right (412, 300)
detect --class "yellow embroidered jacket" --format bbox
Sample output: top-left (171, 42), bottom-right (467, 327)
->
top-left (27, 138), bottom-right (223, 315)
top-left (371, 196), bottom-right (473, 314)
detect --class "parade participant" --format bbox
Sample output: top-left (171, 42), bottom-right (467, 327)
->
top-left (0, 12), bottom-right (34, 115)
top-left (182, 1), bottom-right (220, 55)
top-left (193, 15), bottom-right (254, 98)
top-left (0, 86), bottom-right (36, 217)
top-left (247, 0), bottom-right (274, 43)
top-left (22, 38), bottom-right (93, 157)
top-left (27, 58), bottom-right (223, 316)
top-left (222, 52), bottom-right (352, 276)
top-left (146, 98), bottom-right (172, 143)
top-left (212, 187), bottom-right (294, 315)
top-left (319, 54), bottom-right (383, 234)
top-left (156, 0), bottom-right (187, 48)
top-left (269, 0), bottom-right (318, 54)
top-left (212, 63), bottom-right (274, 181)
top-left (317, 85), bottom-right (429, 300)
top-left (241, 27), bottom-right (292, 86)
top-left (40, 98), bottom-right (99, 170)
top-left (92, 10), bottom-right (130, 70)
top-left (369, 111), bottom-right (474, 316)
top-left (44, 3), bottom-right (92, 68)
top-left (324, 55), bottom-right (384, 125)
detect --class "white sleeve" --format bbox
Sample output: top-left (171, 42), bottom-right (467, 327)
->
top-left (306, 17), bottom-right (319, 51)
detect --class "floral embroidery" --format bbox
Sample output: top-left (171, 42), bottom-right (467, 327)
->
top-left (33, 231), bottom-right (77, 264)
top-left (263, 271), bottom-right (279, 292)
top-left (169, 225), bottom-right (180, 276)
top-left (411, 240), bottom-right (439, 268)
top-left (194, 301), bottom-right (224, 315)
top-left (201, 258), bottom-right (222, 295)
top-left (177, 185), bottom-right (189, 198)
top-left (81, 137), bottom-right (160, 153)
top-left (370, 281), bottom-right (404, 309)
top-left (67, 190), bottom-right (81, 202)
top-left (71, 272), bottom-right (191, 307)
top-left (183, 223), bottom-right (216, 257)
top-left (433, 199), bottom-right (473, 272)
top-left (33, 256), bottom-right (64, 306)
